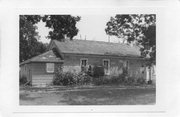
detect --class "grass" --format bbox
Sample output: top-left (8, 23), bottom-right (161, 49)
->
top-left (20, 86), bottom-right (155, 105)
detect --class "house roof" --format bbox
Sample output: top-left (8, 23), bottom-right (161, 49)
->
top-left (20, 50), bottom-right (63, 65)
top-left (49, 39), bottom-right (141, 57)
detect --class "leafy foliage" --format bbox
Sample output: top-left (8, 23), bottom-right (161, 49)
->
top-left (19, 15), bottom-right (48, 62)
top-left (92, 66), bottom-right (105, 78)
top-left (105, 14), bottom-right (156, 65)
top-left (136, 77), bottom-right (146, 85)
top-left (19, 75), bottom-right (28, 85)
top-left (54, 71), bottom-right (75, 86)
top-left (42, 15), bottom-right (81, 41)
top-left (53, 66), bottom-right (147, 86)
top-left (20, 15), bottom-right (80, 62)
top-left (53, 68), bottom-right (92, 86)
top-left (93, 75), bottom-right (147, 86)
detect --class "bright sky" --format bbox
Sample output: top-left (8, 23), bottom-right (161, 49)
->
top-left (36, 15), bottom-right (120, 44)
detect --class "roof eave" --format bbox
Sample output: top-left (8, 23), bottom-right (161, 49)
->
top-left (20, 60), bottom-right (64, 66)
top-left (63, 52), bottom-right (144, 59)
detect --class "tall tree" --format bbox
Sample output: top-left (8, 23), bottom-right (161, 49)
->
top-left (42, 15), bottom-right (81, 41)
top-left (20, 15), bottom-right (47, 62)
top-left (105, 14), bottom-right (156, 65)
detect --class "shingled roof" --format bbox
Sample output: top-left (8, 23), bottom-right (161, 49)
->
top-left (49, 39), bottom-right (141, 57)
top-left (20, 50), bottom-right (63, 65)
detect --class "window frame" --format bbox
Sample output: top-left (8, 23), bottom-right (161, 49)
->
top-left (103, 59), bottom-right (110, 75)
top-left (103, 59), bottom-right (110, 68)
top-left (80, 58), bottom-right (88, 67)
top-left (46, 63), bottom-right (55, 73)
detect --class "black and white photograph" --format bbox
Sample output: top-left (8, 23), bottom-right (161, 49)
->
top-left (1, 0), bottom-right (180, 116)
top-left (19, 14), bottom-right (156, 105)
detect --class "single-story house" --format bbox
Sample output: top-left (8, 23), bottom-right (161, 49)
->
top-left (20, 39), bottom-right (155, 87)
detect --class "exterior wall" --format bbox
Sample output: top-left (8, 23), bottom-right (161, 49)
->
top-left (30, 62), bottom-right (62, 86)
top-left (20, 54), bottom-right (152, 86)
top-left (152, 65), bottom-right (156, 84)
top-left (62, 53), bottom-right (147, 79)
top-left (149, 65), bottom-right (156, 84)
top-left (20, 54), bottom-right (149, 86)
top-left (128, 59), bottom-right (146, 79)
top-left (20, 63), bottom-right (31, 82)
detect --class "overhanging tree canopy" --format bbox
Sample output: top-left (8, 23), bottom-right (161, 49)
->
top-left (42, 15), bottom-right (81, 41)
top-left (20, 15), bottom-right (81, 62)
top-left (19, 15), bottom-right (48, 62)
top-left (105, 14), bottom-right (156, 65)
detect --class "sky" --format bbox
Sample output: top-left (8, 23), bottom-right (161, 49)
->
top-left (36, 15), bottom-right (120, 44)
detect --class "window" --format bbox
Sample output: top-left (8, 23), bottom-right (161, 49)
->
top-left (103, 59), bottom-right (110, 75)
top-left (80, 58), bottom-right (88, 67)
top-left (46, 63), bottom-right (54, 73)
top-left (80, 58), bottom-right (88, 71)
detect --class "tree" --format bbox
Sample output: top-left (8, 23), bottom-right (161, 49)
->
top-left (20, 15), bottom-right (48, 62)
top-left (42, 15), bottom-right (81, 41)
top-left (105, 14), bottom-right (156, 65)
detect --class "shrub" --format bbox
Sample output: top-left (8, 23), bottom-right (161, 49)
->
top-left (122, 68), bottom-right (128, 77)
top-left (107, 74), bottom-right (127, 85)
top-left (53, 70), bottom-right (63, 85)
top-left (92, 76), bottom-right (121, 86)
top-left (137, 77), bottom-right (146, 85)
top-left (75, 72), bottom-right (92, 85)
top-left (92, 77), bottom-right (104, 85)
top-left (92, 73), bottom-right (135, 86)
top-left (117, 74), bottom-right (126, 83)
top-left (20, 75), bottom-right (28, 85)
top-left (53, 71), bottom-right (75, 86)
top-left (93, 66), bottom-right (104, 78)
top-left (83, 74), bottom-right (92, 85)
top-left (109, 76), bottom-right (119, 85)
top-left (125, 77), bottom-right (136, 85)
top-left (53, 70), bottom-right (93, 86)
top-left (147, 80), bottom-right (152, 84)
top-left (64, 72), bottom-right (76, 85)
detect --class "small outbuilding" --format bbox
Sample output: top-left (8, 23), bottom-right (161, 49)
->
top-left (20, 39), bottom-right (154, 87)
top-left (20, 50), bottom-right (64, 87)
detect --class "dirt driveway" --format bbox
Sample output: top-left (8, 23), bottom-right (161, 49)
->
top-left (20, 86), bottom-right (156, 105)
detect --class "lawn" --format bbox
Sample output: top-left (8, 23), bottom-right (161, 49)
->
top-left (20, 86), bottom-right (156, 105)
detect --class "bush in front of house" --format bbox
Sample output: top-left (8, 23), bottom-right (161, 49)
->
top-left (124, 77), bottom-right (136, 85)
top-left (83, 74), bottom-right (92, 85)
top-left (92, 65), bottom-right (105, 78)
top-left (92, 75), bottom-right (146, 86)
top-left (74, 72), bottom-right (92, 85)
top-left (92, 75), bottom-right (123, 85)
top-left (53, 71), bottom-right (75, 86)
top-left (19, 75), bottom-right (28, 85)
top-left (147, 80), bottom-right (152, 84)
top-left (53, 71), bottom-right (93, 86)
top-left (53, 66), bottom-right (147, 86)
top-left (64, 72), bottom-right (76, 85)
top-left (117, 74), bottom-right (126, 83)
top-left (92, 77), bottom-right (104, 85)
top-left (137, 77), bottom-right (146, 85)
